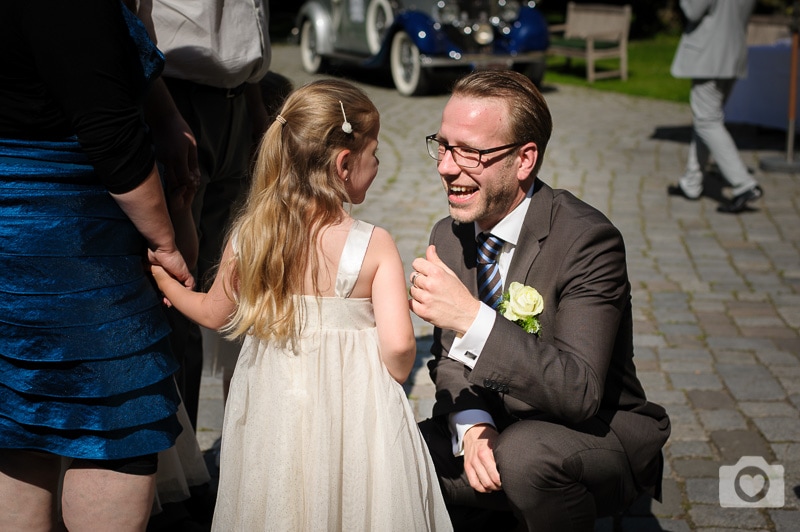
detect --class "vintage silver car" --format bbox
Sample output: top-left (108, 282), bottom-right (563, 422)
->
top-left (295, 0), bottom-right (549, 96)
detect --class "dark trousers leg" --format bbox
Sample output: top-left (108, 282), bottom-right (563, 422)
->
top-left (165, 307), bottom-right (203, 430)
top-left (495, 418), bottom-right (639, 531)
top-left (419, 416), bottom-right (639, 532)
top-left (419, 418), bottom-right (517, 531)
top-left (162, 78), bottom-right (253, 425)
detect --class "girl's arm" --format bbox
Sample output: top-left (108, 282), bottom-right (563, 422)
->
top-left (369, 227), bottom-right (417, 383)
top-left (152, 240), bottom-right (238, 330)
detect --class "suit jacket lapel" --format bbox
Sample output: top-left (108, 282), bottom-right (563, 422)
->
top-left (451, 221), bottom-right (480, 298)
top-left (506, 179), bottom-right (553, 285)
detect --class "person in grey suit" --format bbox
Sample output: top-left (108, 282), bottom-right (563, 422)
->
top-left (668, 0), bottom-right (762, 213)
top-left (410, 70), bottom-right (670, 531)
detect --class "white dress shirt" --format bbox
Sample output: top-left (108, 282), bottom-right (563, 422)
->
top-left (140, 0), bottom-right (271, 88)
top-left (447, 186), bottom-right (534, 455)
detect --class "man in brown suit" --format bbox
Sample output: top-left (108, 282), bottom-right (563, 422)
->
top-left (410, 70), bottom-right (670, 531)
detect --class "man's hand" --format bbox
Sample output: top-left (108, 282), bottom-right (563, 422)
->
top-left (463, 424), bottom-right (502, 493)
top-left (144, 79), bottom-right (201, 194)
top-left (409, 245), bottom-right (481, 335)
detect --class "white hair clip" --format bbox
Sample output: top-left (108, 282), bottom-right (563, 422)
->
top-left (339, 101), bottom-right (353, 134)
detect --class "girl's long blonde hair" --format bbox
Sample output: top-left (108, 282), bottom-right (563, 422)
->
top-left (223, 79), bottom-right (379, 341)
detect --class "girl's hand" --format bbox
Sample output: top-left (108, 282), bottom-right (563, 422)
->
top-left (148, 247), bottom-right (194, 290)
top-left (150, 263), bottom-right (176, 307)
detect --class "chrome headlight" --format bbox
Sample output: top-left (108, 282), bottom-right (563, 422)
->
top-left (435, 1), bottom-right (460, 25)
top-left (472, 22), bottom-right (494, 45)
top-left (498, 0), bottom-right (521, 23)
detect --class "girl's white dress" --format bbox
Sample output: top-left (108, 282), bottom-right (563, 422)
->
top-left (211, 221), bottom-right (451, 531)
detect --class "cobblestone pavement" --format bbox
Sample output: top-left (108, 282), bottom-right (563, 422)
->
top-left (197, 44), bottom-right (800, 531)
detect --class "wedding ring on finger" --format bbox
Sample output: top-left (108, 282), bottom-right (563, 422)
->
top-left (411, 272), bottom-right (420, 289)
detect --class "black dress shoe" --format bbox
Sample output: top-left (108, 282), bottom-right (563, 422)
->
top-left (667, 184), bottom-right (700, 201)
top-left (717, 185), bottom-right (763, 214)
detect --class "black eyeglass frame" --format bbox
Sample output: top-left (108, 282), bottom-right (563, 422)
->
top-left (425, 134), bottom-right (524, 169)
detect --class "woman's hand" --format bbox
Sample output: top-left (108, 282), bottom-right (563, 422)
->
top-left (148, 247), bottom-right (194, 290)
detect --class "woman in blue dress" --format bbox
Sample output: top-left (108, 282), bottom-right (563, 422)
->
top-left (0, 1), bottom-right (193, 529)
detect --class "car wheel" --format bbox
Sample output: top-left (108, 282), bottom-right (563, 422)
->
top-left (366, 0), bottom-right (394, 55)
top-left (390, 31), bottom-right (428, 97)
top-left (300, 19), bottom-right (326, 74)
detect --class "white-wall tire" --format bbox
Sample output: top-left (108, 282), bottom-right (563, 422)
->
top-left (390, 31), bottom-right (427, 96)
top-left (300, 19), bottom-right (325, 74)
top-left (366, 0), bottom-right (394, 55)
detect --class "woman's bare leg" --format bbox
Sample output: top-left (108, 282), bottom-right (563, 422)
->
top-left (0, 450), bottom-right (61, 532)
top-left (62, 461), bottom-right (156, 532)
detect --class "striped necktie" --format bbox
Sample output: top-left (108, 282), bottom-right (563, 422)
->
top-left (476, 233), bottom-right (504, 309)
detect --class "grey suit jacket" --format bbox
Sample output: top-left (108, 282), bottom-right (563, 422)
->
top-left (670, 0), bottom-right (756, 79)
top-left (427, 179), bottom-right (670, 496)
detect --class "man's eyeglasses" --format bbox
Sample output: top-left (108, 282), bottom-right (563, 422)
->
top-left (425, 134), bottom-right (523, 169)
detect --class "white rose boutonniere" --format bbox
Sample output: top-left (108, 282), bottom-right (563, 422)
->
top-left (498, 282), bottom-right (543, 335)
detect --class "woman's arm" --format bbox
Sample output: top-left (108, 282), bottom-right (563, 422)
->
top-left (151, 240), bottom-right (238, 330)
top-left (369, 228), bottom-right (416, 383)
top-left (110, 163), bottom-right (193, 288)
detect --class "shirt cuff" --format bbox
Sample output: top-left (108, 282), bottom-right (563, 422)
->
top-left (449, 410), bottom-right (497, 457)
top-left (447, 303), bottom-right (497, 369)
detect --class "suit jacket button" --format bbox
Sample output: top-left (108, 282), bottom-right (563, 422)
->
top-left (484, 378), bottom-right (492, 388)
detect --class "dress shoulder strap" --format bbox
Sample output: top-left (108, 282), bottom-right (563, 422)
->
top-left (334, 220), bottom-right (374, 298)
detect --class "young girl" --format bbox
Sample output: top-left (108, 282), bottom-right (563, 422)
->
top-left (152, 79), bottom-right (451, 531)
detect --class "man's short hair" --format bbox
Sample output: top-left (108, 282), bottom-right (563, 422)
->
top-left (451, 70), bottom-right (552, 175)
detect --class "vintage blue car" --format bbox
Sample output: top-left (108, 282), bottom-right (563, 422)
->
top-left (295, 0), bottom-right (549, 96)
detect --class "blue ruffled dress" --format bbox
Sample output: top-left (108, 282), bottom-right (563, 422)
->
top-left (0, 7), bottom-right (181, 460)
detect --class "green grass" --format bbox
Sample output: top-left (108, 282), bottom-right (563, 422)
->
top-left (543, 33), bottom-right (691, 103)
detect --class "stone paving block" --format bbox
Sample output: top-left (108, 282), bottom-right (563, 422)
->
top-left (670, 372), bottom-right (723, 391)
top-left (711, 430), bottom-right (774, 463)
top-left (686, 477), bottom-right (722, 504)
top-left (639, 371), bottom-right (670, 391)
top-left (712, 350), bottom-right (759, 365)
top-left (776, 373), bottom-right (800, 396)
top-left (752, 417), bottom-right (800, 443)
top-left (688, 504), bottom-right (767, 529)
top-left (770, 509), bottom-right (800, 531)
top-left (692, 301), bottom-right (728, 313)
top-left (648, 390), bottom-right (689, 405)
top-left (670, 423), bottom-right (709, 441)
top-left (717, 364), bottom-right (785, 401)
top-left (687, 390), bottom-right (737, 410)
top-left (697, 410), bottom-right (749, 431)
top-left (668, 440), bottom-right (715, 459)
top-left (708, 337), bottom-right (778, 351)
top-left (673, 458), bottom-right (724, 479)
top-left (755, 349), bottom-right (800, 367)
top-left (770, 444), bottom-right (800, 465)
top-left (741, 326), bottom-right (800, 340)
top-left (661, 348), bottom-right (714, 362)
top-left (741, 402), bottom-right (799, 418)
top-left (662, 360), bottom-right (715, 373)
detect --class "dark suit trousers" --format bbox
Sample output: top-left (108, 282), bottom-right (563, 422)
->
top-left (420, 415), bottom-right (639, 531)
top-left (162, 77), bottom-right (253, 428)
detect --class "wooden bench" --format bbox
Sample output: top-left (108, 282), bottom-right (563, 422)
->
top-left (746, 14), bottom-right (791, 45)
top-left (548, 2), bottom-right (632, 83)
